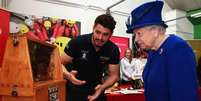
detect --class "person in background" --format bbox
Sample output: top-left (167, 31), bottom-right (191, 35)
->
top-left (126, 1), bottom-right (199, 101)
top-left (120, 48), bottom-right (143, 85)
top-left (61, 14), bottom-right (120, 101)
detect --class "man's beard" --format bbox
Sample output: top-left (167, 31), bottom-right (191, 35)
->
top-left (94, 39), bottom-right (103, 48)
top-left (92, 36), bottom-right (104, 48)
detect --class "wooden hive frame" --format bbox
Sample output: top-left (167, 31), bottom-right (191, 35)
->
top-left (0, 35), bottom-right (66, 101)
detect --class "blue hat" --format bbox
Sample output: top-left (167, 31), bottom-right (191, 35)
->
top-left (126, 1), bottom-right (168, 33)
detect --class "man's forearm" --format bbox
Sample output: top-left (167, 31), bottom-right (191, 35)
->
top-left (62, 65), bottom-right (72, 80)
top-left (100, 74), bottom-right (119, 91)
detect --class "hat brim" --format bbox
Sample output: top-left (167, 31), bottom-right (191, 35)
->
top-left (126, 22), bottom-right (168, 34)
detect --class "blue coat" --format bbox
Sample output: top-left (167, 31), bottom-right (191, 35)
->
top-left (143, 35), bottom-right (199, 101)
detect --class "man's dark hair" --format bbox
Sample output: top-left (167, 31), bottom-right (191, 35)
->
top-left (94, 14), bottom-right (116, 32)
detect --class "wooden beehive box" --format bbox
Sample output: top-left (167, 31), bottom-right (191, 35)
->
top-left (0, 35), bottom-right (66, 101)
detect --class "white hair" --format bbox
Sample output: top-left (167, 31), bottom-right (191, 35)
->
top-left (145, 25), bottom-right (166, 34)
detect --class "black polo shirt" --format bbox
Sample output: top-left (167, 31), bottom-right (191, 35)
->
top-left (64, 34), bottom-right (120, 88)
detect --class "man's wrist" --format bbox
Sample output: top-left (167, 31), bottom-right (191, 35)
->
top-left (64, 73), bottom-right (72, 80)
top-left (99, 85), bottom-right (106, 92)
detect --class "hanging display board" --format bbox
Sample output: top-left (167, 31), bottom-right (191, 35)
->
top-left (0, 8), bottom-right (10, 67)
top-left (110, 36), bottom-right (129, 59)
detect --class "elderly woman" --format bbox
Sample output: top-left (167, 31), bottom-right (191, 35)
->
top-left (126, 1), bottom-right (199, 101)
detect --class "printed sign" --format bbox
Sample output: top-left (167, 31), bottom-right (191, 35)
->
top-left (110, 36), bottom-right (129, 59)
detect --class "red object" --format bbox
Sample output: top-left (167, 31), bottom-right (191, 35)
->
top-left (33, 22), bottom-right (47, 41)
top-left (64, 26), bottom-right (71, 37)
top-left (107, 86), bottom-right (201, 101)
top-left (41, 27), bottom-right (48, 40)
top-left (71, 24), bottom-right (79, 38)
top-left (110, 36), bottom-right (129, 59)
top-left (107, 93), bottom-right (144, 101)
top-left (52, 23), bottom-right (60, 38)
top-left (64, 24), bottom-right (79, 38)
top-left (53, 24), bottom-right (65, 38)
top-left (0, 9), bottom-right (10, 67)
top-left (199, 87), bottom-right (201, 101)
top-left (27, 31), bottom-right (40, 40)
top-left (106, 84), bottom-right (145, 101)
top-left (54, 20), bottom-right (66, 38)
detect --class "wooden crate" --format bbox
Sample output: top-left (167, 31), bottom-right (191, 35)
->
top-left (0, 36), bottom-right (66, 101)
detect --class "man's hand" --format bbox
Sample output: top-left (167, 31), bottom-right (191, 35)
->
top-left (87, 84), bottom-right (103, 101)
top-left (64, 70), bottom-right (86, 85)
